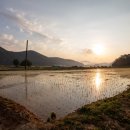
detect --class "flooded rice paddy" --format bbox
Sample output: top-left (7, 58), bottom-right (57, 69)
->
top-left (0, 68), bottom-right (130, 120)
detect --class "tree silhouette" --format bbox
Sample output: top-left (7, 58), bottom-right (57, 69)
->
top-left (20, 59), bottom-right (32, 67)
top-left (13, 59), bottom-right (19, 67)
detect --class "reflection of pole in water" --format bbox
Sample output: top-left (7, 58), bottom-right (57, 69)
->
top-left (25, 72), bottom-right (28, 100)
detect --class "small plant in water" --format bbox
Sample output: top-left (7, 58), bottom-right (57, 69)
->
top-left (51, 112), bottom-right (56, 120)
top-left (47, 112), bottom-right (57, 123)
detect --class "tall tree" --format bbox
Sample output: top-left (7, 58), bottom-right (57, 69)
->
top-left (13, 59), bottom-right (19, 67)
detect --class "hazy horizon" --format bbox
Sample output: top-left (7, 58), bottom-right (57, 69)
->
top-left (0, 0), bottom-right (130, 64)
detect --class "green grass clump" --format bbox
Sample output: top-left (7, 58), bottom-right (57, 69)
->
top-left (78, 106), bottom-right (91, 114)
top-left (64, 119), bottom-right (75, 125)
top-left (47, 117), bottom-right (51, 122)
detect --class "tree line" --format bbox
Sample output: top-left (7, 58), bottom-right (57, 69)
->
top-left (13, 59), bottom-right (32, 67)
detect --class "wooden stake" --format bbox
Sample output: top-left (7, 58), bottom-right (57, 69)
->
top-left (25, 40), bottom-right (28, 70)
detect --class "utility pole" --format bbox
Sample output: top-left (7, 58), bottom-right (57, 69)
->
top-left (25, 40), bottom-right (28, 70)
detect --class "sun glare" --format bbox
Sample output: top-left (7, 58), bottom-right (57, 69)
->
top-left (92, 44), bottom-right (105, 55)
top-left (95, 72), bottom-right (102, 90)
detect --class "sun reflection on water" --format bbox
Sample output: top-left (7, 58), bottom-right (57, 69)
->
top-left (95, 72), bottom-right (102, 90)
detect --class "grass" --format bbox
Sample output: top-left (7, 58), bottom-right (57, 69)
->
top-left (49, 86), bottom-right (130, 130)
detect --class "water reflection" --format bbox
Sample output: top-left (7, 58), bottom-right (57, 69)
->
top-left (0, 69), bottom-right (130, 120)
top-left (24, 72), bottom-right (28, 100)
top-left (95, 72), bottom-right (102, 90)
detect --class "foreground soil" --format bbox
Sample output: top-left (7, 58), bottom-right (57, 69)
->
top-left (0, 85), bottom-right (130, 130)
top-left (0, 96), bottom-right (44, 130)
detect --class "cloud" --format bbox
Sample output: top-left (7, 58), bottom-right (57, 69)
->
top-left (0, 33), bottom-right (26, 51)
top-left (0, 8), bottom-right (62, 44)
top-left (82, 48), bottom-right (93, 55)
top-left (0, 34), bottom-right (17, 45)
top-left (0, 33), bottom-right (43, 50)
top-left (6, 25), bottom-right (10, 29)
top-left (0, 33), bottom-right (60, 54)
top-left (0, 8), bottom-right (47, 38)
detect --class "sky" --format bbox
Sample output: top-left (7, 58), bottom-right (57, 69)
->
top-left (0, 0), bottom-right (130, 64)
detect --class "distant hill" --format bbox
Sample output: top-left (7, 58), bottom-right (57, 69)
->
top-left (94, 63), bottom-right (111, 67)
top-left (0, 47), bottom-right (84, 67)
top-left (82, 60), bottom-right (111, 67)
top-left (112, 54), bottom-right (130, 67)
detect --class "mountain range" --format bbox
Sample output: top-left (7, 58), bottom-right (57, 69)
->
top-left (0, 47), bottom-right (84, 67)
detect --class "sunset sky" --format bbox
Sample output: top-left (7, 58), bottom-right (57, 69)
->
top-left (0, 0), bottom-right (130, 64)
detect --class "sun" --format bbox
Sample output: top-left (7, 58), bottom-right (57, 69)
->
top-left (92, 44), bottom-right (105, 55)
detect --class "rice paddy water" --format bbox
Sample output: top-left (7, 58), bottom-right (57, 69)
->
top-left (0, 68), bottom-right (130, 120)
